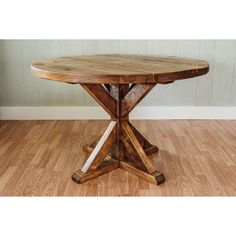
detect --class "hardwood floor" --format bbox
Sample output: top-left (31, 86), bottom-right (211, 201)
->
top-left (0, 120), bottom-right (236, 196)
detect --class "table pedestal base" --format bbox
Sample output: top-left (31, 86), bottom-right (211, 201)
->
top-left (72, 84), bottom-right (165, 185)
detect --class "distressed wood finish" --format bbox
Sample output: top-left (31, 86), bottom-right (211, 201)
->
top-left (31, 54), bottom-right (209, 185)
top-left (128, 122), bottom-right (159, 155)
top-left (109, 84), bottom-right (129, 161)
top-left (121, 84), bottom-right (156, 116)
top-left (80, 84), bottom-right (117, 118)
top-left (121, 121), bottom-right (157, 174)
top-left (73, 83), bottom-right (164, 184)
top-left (31, 54), bottom-right (209, 84)
top-left (73, 82), bottom-right (164, 185)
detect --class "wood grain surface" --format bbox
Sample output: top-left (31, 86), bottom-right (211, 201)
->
top-left (0, 120), bottom-right (235, 196)
top-left (31, 54), bottom-right (209, 84)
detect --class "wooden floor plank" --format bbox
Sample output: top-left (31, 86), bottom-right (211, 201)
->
top-left (0, 120), bottom-right (236, 196)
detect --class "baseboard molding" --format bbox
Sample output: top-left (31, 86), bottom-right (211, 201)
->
top-left (0, 106), bottom-right (236, 120)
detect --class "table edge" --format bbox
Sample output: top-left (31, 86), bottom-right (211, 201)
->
top-left (31, 65), bottom-right (209, 84)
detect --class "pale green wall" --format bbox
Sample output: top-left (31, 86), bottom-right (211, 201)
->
top-left (0, 40), bottom-right (236, 106)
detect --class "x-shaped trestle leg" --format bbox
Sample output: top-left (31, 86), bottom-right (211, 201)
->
top-left (72, 84), bottom-right (165, 185)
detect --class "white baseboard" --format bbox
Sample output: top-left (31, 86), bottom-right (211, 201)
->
top-left (0, 106), bottom-right (236, 120)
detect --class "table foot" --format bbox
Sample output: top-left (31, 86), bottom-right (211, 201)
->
top-left (72, 159), bottom-right (119, 184)
top-left (120, 161), bottom-right (165, 185)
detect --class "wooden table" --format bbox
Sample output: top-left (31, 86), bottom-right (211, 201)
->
top-left (31, 54), bottom-right (209, 185)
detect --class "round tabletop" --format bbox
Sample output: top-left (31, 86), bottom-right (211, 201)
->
top-left (31, 54), bottom-right (209, 84)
